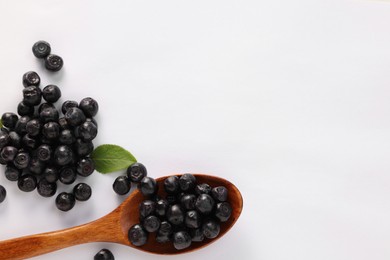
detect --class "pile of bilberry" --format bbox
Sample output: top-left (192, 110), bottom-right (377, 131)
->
top-left (126, 171), bottom-right (233, 250)
top-left (0, 41), bottom-right (98, 211)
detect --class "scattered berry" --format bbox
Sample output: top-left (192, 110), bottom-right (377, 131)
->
top-left (113, 176), bottom-right (130, 195)
top-left (32, 41), bottom-right (51, 58)
top-left (0, 185), bottom-right (6, 203)
top-left (73, 183), bottom-right (92, 201)
top-left (45, 54), bottom-right (63, 71)
top-left (127, 162), bottom-right (147, 183)
top-left (55, 192), bottom-right (75, 211)
top-left (22, 71), bottom-right (40, 87)
top-left (94, 248), bottom-right (115, 260)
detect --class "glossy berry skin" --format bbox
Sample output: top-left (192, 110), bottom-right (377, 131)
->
top-left (143, 215), bottom-right (161, 232)
top-left (159, 221), bottom-right (173, 236)
top-left (43, 166), bottom-right (59, 183)
top-left (202, 219), bottom-right (220, 239)
top-left (0, 146), bottom-right (18, 162)
top-left (42, 122), bottom-right (60, 140)
top-left (190, 228), bottom-right (204, 242)
top-left (28, 157), bottom-right (45, 175)
top-left (54, 145), bottom-right (74, 166)
top-left (22, 134), bottom-right (38, 150)
top-left (5, 164), bottom-right (22, 181)
top-left (195, 194), bottom-right (215, 215)
top-left (156, 199), bottom-right (169, 217)
top-left (15, 116), bottom-right (30, 135)
top-left (45, 54), bottom-right (63, 71)
top-left (42, 85), bottom-right (61, 103)
top-left (58, 117), bottom-right (69, 130)
top-left (180, 194), bottom-right (196, 210)
top-left (73, 183), bottom-right (92, 201)
top-left (0, 185), bottom-right (6, 203)
top-left (166, 204), bottom-right (184, 225)
top-left (179, 173), bottom-right (196, 191)
top-left (59, 166), bottom-right (77, 184)
top-left (18, 174), bottom-right (37, 192)
top-left (77, 121), bottom-right (97, 141)
top-left (74, 139), bottom-right (94, 157)
top-left (112, 176), bottom-right (130, 195)
top-left (38, 102), bottom-right (55, 114)
top-left (185, 210), bottom-right (202, 229)
top-left (17, 101), bottom-right (34, 116)
top-left (79, 97), bottom-right (99, 117)
top-left (22, 71), bottom-right (40, 87)
top-left (55, 192), bottom-right (75, 211)
top-left (139, 200), bottom-right (156, 218)
top-left (195, 183), bottom-right (212, 195)
top-left (164, 176), bottom-right (180, 194)
top-left (128, 224), bottom-right (148, 247)
top-left (23, 86), bottom-right (42, 106)
top-left (37, 178), bottom-right (57, 197)
top-left (94, 248), bottom-right (115, 260)
top-left (32, 41), bottom-right (51, 58)
top-left (26, 119), bottom-right (41, 136)
top-left (65, 107), bottom-right (86, 126)
top-left (59, 129), bottom-right (75, 145)
top-left (8, 132), bottom-right (21, 148)
top-left (211, 186), bottom-right (228, 202)
top-left (40, 106), bottom-right (59, 123)
top-left (127, 163), bottom-right (147, 183)
top-left (215, 202), bottom-right (232, 222)
top-left (1, 112), bottom-right (18, 129)
top-left (139, 177), bottom-right (158, 196)
top-left (13, 152), bottom-right (30, 169)
top-left (36, 144), bottom-right (52, 162)
top-left (61, 100), bottom-right (78, 114)
top-left (173, 231), bottom-right (192, 250)
top-left (0, 131), bottom-right (10, 149)
top-left (76, 157), bottom-right (95, 177)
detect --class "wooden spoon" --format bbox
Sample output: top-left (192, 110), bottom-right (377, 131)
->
top-left (0, 174), bottom-right (243, 260)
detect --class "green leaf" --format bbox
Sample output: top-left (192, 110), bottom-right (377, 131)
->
top-left (0, 119), bottom-right (2, 128)
top-left (91, 144), bottom-right (137, 174)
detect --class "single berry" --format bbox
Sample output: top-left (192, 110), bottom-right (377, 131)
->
top-left (22, 71), bottom-right (40, 87)
top-left (15, 116), bottom-right (30, 135)
top-left (179, 174), bottom-right (196, 191)
top-left (195, 183), bottom-right (212, 195)
top-left (0, 131), bottom-right (10, 149)
top-left (202, 219), bottom-right (220, 239)
top-left (37, 178), bottom-right (57, 197)
top-left (18, 174), bottom-right (37, 192)
top-left (128, 224), bottom-right (148, 246)
top-left (0, 185), bottom-right (6, 203)
top-left (5, 164), bottom-right (22, 181)
top-left (65, 107), bottom-right (86, 126)
top-left (73, 183), bottom-right (92, 201)
top-left (23, 86), bottom-right (42, 106)
top-left (38, 102), bottom-right (55, 114)
top-left (190, 228), bottom-right (204, 242)
top-left (59, 166), bottom-right (77, 184)
top-left (180, 194), bottom-right (196, 210)
top-left (138, 177), bottom-right (158, 196)
top-left (156, 199), bottom-right (169, 217)
top-left (45, 54), bottom-right (63, 71)
top-left (0, 146), bottom-right (18, 162)
top-left (76, 157), bottom-right (95, 177)
top-left (58, 117), bottom-right (70, 130)
top-left (74, 139), bottom-right (94, 157)
top-left (17, 101), bottom-right (34, 116)
top-left (28, 157), bottom-right (45, 175)
top-left (8, 132), bottom-right (21, 148)
top-left (185, 210), bottom-right (202, 229)
top-left (215, 202), bottom-right (232, 222)
top-left (113, 176), bottom-right (130, 195)
top-left (22, 134), bottom-right (38, 149)
top-left (164, 176), bottom-right (180, 194)
top-left (55, 192), bottom-right (75, 211)
top-left (158, 221), bottom-right (173, 236)
top-left (127, 163), bottom-right (147, 183)
top-left (173, 231), bottom-right (192, 250)
top-left (94, 248), bottom-right (115, 260)
top-left (40, 106), bottom-right (59, 123)
top-left (77, 121), bottom-right (97, 141)
top-left (211, 186), bottom-right (228, 202)
top-left (79, 97), bottom-right (99, 117)
top-left (54, 145), bottom-right (74, 166)
top-left (166, 204), bottom-right (184, 225)
top-left (13, 152), bottom-right (30, 169)
top-left (44, 166), bottom-right (59, 183)
top-left (195, 194), bottom-right (215, 215)
top-left (32, 41), bottom-right (51, 58)
top-left (1, 112), bottom-right (18, 129)
top-left (142, 215), bottom-right (161, 232)
top-left (26, 119), bottom-right (41, 136)
top-left (37, 144), bottom-right (52, 162)
top-left (139, 200), bottom-right (156, 218)
top-left (42, 85), bottom-right (61, 103)
top-left (42, 122), bottom-right (60, 140)
top-left (59, 129), bottom-right (76, 144)
top-left (61, 100), bottom-right (78, 114)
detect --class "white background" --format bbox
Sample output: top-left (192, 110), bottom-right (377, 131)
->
top-left (0, 0), bottom-right (390, 259)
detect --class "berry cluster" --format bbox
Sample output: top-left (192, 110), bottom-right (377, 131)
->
top-left (127, 173), bottom-right (232, 250)
top-left (32, 41), bottom-right (64, 71)
top-left (0, 41), bottom-right (98, 211)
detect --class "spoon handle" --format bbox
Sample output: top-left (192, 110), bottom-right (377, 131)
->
top-left (0, 214), bottom-right (124, 260)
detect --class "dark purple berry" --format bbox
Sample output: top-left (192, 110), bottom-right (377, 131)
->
top-left (74, 139), bottom-right (94, 157)
top-left (13, 152), bottom-right (30, 169)
top-left (22, 134), bottom-right (38, 149)
top-left (61, 100), bottom-right (78, 114)
top-left (173, 231), bottom-right (192, 250)
top-left (42, 122), bottom-right (60, 140)
top-left (17, 102), bottom-right (34, 116)
top-left (77, 121), bottom-right (97, 141)
top-left (215, 202), bottom-right (232, 222)
top-left (38, 102), bottom-right (55, 114)
top-left (211, 186), bottom-right (228, 202)
top-left (180, 194), bottom-right (196, 210)
top-left (37, 144), bottom-right (52, 162)
top-left (42, 85), bottom-right (61, 103)
top-left (185, 210), bottom-right (201, 229)
top-left (37, 178), bottom-right (57, 197)
top-left (58, 117), bottom-right (69, 130)
top-left (5, 164), bottom-right (22, 181)
top-left (55, 192), bottom-right (75, 211)
top-left (195, 194), bottom-right (215, 215)
top-left (28, 157), bottom-right (45, 175)
top-left (45, 54), bottom-right (63, 71)
top-left (15, 116), bottom-right (30, 135)
top-left (26, 119), bottom-right (41, 136)
top-left (59, 166), bottom-right (77, 184)
top-left (158, 221), bottom-right (173, 236)
top-left (59, 129), bottom-right (76, 144)
top-left (139, 200), bottom-right (156, 218)
top-left (195, 183), bottom-right (212, 195)
top-left (156, 199), bottom-right (169, 217)
top-left (44, 166), bottom-right (59, 183)
top-left (22, 71), bottom-right (40, 87)
top-left (0, 146), bottom-right (18, 162)
top-left (1, 112), bottom-right (18, 129)
top-left (54, 145), bottom-right (74, 166)
top-left (0, 131), bottom-right (10, 149)
top-left (127, 163), bottom-right (147, 183)
top-left (179, 173), bottom-right (196, 191)
top-left (112, 176), bottom-right (130, 195)
top-left (73, 183), bottom-right (92, 201)
top-left (40, 106), bottom-right (59, 123)
top-left (164, 176), bottom-right (180, 194)
top-left (23, 86), bottom-right (41, 106)
top-left (76, 157), bottom-right (95, 177)
top-left (79, 97), bottom-right (99, 117)
top-left (190, 228), bottom-right (204, 242)
top-left (202, 219), bottom-right (220, 239)
top-left (8, 131), bottom-right (21, 148)
top-left (65, 107), bottom-right (86, 126)
top-left (138, 177), bottom-right (158, 196)
top-left (142, 215), bottom-right (161, 232)
top-left (0, 185), bottom-right (6, 203)
top-left (166, 204), bottom-right (184, 225)
top-left (94, 248), bottom-right (115, 260)
top-left (18, 174), bottom-right (37, 192)
top-left (128, 224), bottom-right (148, 246)
top-left (32, 41), bottom-right (51, 58)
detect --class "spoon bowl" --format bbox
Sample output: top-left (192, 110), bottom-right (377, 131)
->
top-left (0, 174), bottom-right (243, 259)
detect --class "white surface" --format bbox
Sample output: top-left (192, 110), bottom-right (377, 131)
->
top-left (0, 0), bottom-right (390, 259)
